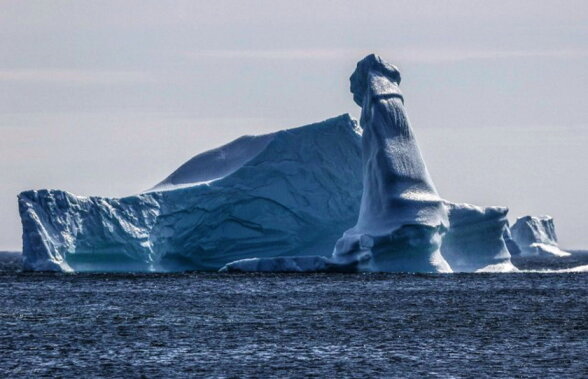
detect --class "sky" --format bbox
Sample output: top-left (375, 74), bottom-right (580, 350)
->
top-left (1, 0), bottom-right (587, 250)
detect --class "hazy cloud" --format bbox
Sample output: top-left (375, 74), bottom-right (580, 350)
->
top-left (188, 47), bottom-right (588, 63)
top-left (0, 69), bottom-right (154, 84)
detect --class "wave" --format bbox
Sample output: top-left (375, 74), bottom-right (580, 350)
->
top-left (521, 265), bottom-right (588, 273)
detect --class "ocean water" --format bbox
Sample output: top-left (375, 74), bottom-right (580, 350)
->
top-left (0, 253), bottom-right (587, 378)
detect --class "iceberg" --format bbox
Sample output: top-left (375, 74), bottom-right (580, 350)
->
top-left (19, 190), bottom-right (160, 272)
top-left (18, 115), bottom-right (363, 272)
top-left (224, 55), bottom-right (517, 273)
top-left (441, 202), bottom-right (517, 272)
top-left (330, 54), bottom-right (451, 273)
top-left (18, 54), bottom-right (524, 274)
top-left (225, 54), bottom-right (453, 273)
top-left (0, 251), bottom-right (22, 272)
top-left (509, 215), bottom-right (570, 257)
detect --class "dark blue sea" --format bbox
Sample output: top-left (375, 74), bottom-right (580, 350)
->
top-left (0, 252), bottom-right (587, 378)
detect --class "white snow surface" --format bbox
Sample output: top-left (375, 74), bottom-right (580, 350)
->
top-left (510, 215), bottom-right (571, 257)
top-left (19, 114), bottom-right (363, 272)
top-left (149, 134), bottom-right (274, 191)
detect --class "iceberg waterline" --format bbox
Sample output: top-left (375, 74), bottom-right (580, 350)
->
top-left (221, 200), bottom-right (523, 273)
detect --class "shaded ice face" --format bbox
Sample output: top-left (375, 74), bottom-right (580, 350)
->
top-left (349, 68), bottom-right (366, 107)
top-left (349, 54), bottom-right (402, 106)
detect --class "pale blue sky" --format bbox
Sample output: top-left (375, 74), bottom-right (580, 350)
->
top-left (1, 0), bottom-right (587, 249)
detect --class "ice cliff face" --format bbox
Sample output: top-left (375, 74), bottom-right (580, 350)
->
top-left (509, 215), bottom-right (570, 257)
top-left (222, 201), bottom-right (518, 273)
top-left (441, 202), bottom-right (517, 272)
top-left (19, 191), bottom-right (160, 272)
top-left (19, 115), bottom-right (363, 272)
top-left (502, 226), bottom-right (522, 257)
